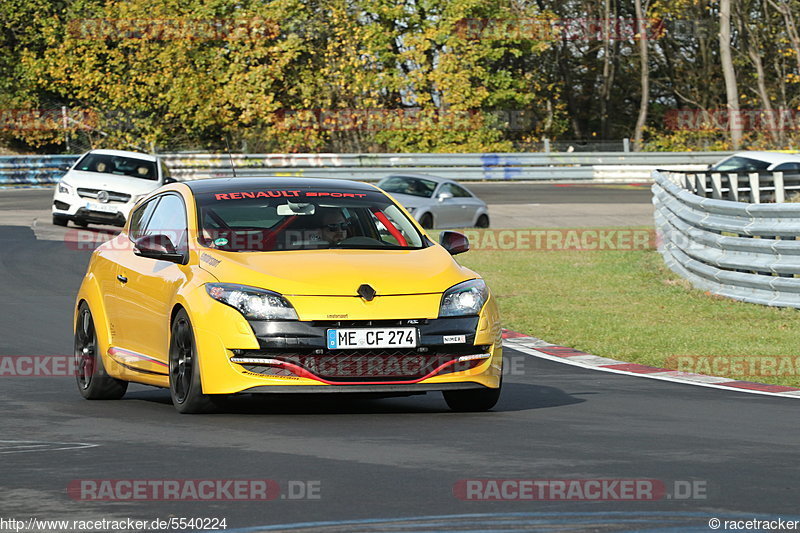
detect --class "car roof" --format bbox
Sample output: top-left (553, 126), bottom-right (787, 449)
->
top-left (381, 173), bottom-right (451, 184)
top-left (85, 149), bottom-right (158, 162)
top-left (184, 177), bottom-right (379, 195)
top-left (726, 151), bottom-right (800, 164)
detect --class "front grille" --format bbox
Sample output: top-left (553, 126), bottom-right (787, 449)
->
top-left (237, 345), bottom-right (485, 359)
top-left (310, 319), bottom-right (429, 328)
top-left (249, 316), bottom-right (480, 351)
top-left (78, 209), bottom-right (120, 220)
top-left (233, 345), bottom-right (489, 382)
top-left (77, 188), bottom-right (131, 203)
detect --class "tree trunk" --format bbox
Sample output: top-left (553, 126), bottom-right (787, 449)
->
top-left (719, 0), bottom-right (742, 149)
top-left (599, 0), bottom-right (614, 139)
top-left (748, 45), bottom-right (780, 144)
top-left (633, 0), bottom-right (649, 151)
top-left (739, 1), bottom-right (780, 144)
top-left (767, 0), bottom-right (800, 75)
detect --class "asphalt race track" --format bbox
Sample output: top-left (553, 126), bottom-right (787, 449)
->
top-left (1, 185), bottom-right (799, 532)
top-left (0, 182), bottom-right (653, 209)
top-left (1, 183), bottom-right (657, 231)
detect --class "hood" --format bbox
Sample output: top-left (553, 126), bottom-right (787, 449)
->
top-left (199, 245), bottom-right (475, 296)
top-left (62, 170), bottom-right (161, 196)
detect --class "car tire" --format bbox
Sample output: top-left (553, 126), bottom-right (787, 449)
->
top-left (419, 213), bottom-right (434, 230)
top-left (169, 309), bottom-right (216, 414)
top-left (53, 215), bottom-right (69, 227)
top-left (74, 302), bottom-right (128, 400)
top-left (476, 214), bottom-right (490, 228)
top-left (443, 385), bottom-right (501, 412)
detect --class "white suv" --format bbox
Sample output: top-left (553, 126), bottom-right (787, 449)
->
top-left (52, 149), bottom-right (176, 228)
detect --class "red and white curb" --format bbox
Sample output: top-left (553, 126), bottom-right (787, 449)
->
top-left (502, 329), bottom-right (800, 399)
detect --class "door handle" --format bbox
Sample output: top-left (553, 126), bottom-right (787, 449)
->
top-left (117, 274), bottom-right (128, 284)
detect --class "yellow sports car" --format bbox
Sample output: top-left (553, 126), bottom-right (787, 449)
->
top-left (74, 177), bottom-right (502, 413)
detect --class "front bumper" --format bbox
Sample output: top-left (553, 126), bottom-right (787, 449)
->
top-left (245, 382), bottom-right (487, 394)
top-left (52, 190), bottom-right (134, 226)
top-left (193, 312), bottom-right (503, 395)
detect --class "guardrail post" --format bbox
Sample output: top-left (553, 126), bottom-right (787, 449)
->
top-left (696, 173), bottom-right (708, 197)
top-left (710, 173), bottom-right (722, 199)
top-left (623, 138), bottom-right (630, 152)
top-left (728, 173), bottom-right (739, 201)
top-left (749, 172), bottom-right (760, 203)
top-left (543, 138), bottom-right (550, 153)
top-left (773, 171), bottom-right (785, 203)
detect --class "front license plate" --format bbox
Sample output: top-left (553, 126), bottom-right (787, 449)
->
top-left (327, 328), bottom-right (418, 350)
top-left (86, 202), bottom-right (118, 214)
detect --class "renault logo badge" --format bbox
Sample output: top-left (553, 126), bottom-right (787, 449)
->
top-left (357, 284), bottom-right (376, 301)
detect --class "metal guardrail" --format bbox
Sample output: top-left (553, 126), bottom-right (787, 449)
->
top-left (0, 151), bottom-right (728, 186)
top-left (160, 152), bottom-right (722, 182)
top-left (653, 170), bottom-right (800, 308)
top-left (0, 155), bottom-right (80, 186)
top-left (668, 169), bottom-right (800, 203)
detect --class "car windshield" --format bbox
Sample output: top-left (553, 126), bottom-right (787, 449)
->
top-left (195, 187), bottom-right (428, 252)
top-left (711, 156), bottom-right (772, 172)
top-left (378, 176), bottom-right (437, 198)
top-left (75, 153), bottom-right (158, 181)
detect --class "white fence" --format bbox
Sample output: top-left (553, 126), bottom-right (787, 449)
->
top-left (0, 151), bottom-right (729, 186)
top-left (160, 152), bottom-right (723, 182)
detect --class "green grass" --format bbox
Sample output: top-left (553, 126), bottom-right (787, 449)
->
top-left (457, 238), bottom-right (800, 387)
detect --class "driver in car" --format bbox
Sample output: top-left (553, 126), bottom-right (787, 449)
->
top-left (317, 208), bottom-right (349, 245)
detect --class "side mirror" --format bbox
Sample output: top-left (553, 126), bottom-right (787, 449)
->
top-left (133, 234), bottom-right (185, 264)
top-left (163, 176), bottom-right (178, 184)
top-left (437, 192), bottom-right (454, 202)
top-left (439, 230), bottom-right (469, 255)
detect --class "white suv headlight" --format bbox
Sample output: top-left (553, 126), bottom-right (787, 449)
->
top-left (57, 180), bottom-right (73, 195)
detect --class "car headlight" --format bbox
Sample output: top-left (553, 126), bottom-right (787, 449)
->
top-left (406, 207), bottom-right (417, 214)
top-left (57, 180), bottom-right (73, 195)
top-left (439, 279), bottom-right (489, 317)
top-left (206, 283), bottom-right (298, 320)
